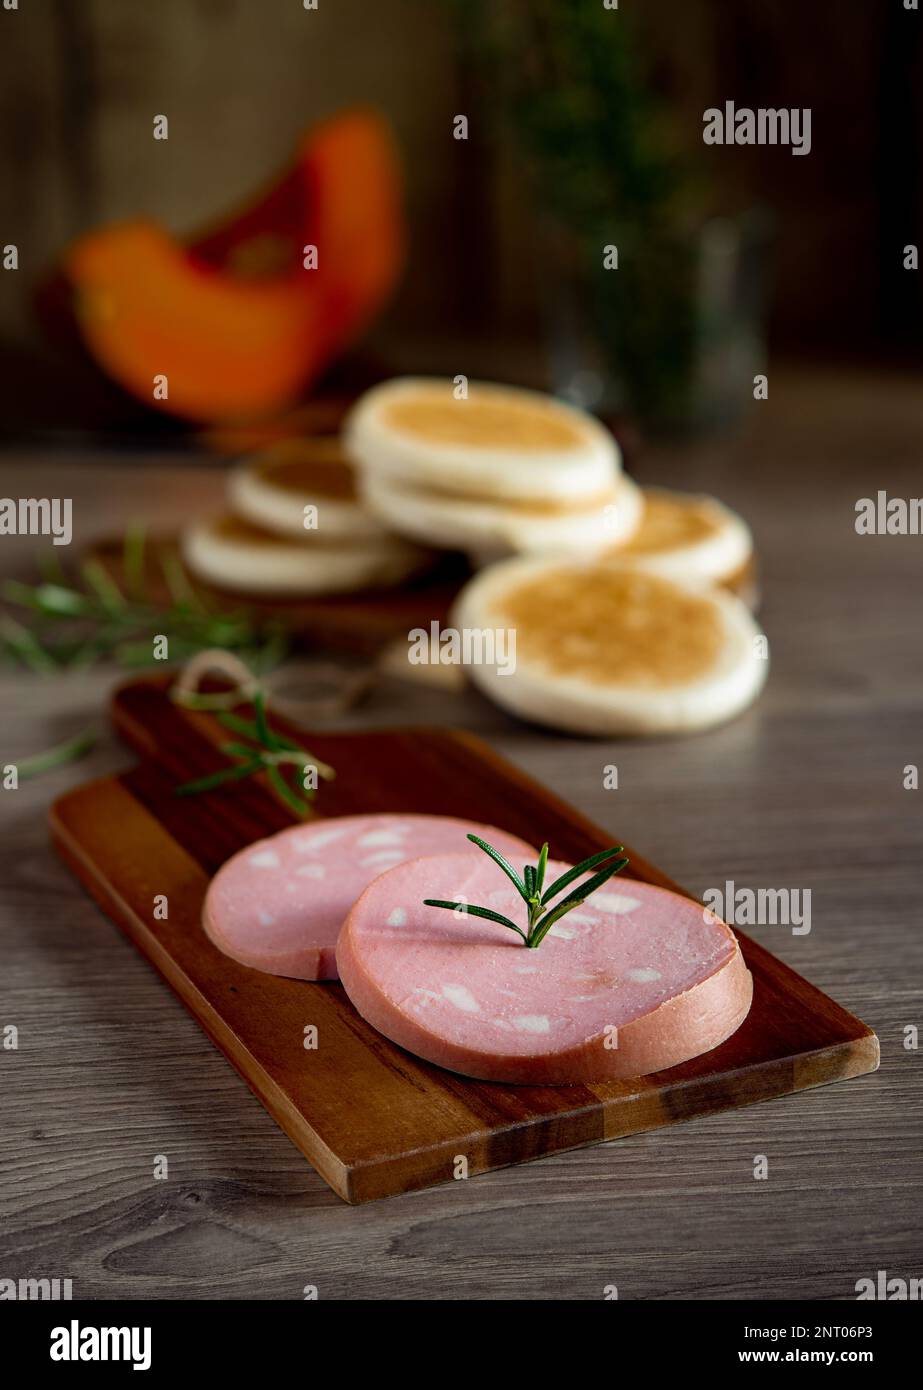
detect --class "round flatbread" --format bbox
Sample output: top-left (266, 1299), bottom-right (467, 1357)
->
top-left (228, 436), bottom-right (388, 542)
top-left (605, 487), bottom-right (753, 585)
top-left (452, 555), bottom-right (768, 734)
top-left (337, 853), bottom-right (752, 1083)
top-left (181, 514), bottom-right (427, 596)
top-left (345, 377), bottom-right (621, 504)
top-left (360, 470), bottom-right (642, 557)
top-left (203, 814), bottom-right (536, 980)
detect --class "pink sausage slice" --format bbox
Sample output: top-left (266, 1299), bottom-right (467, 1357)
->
top-left (203, 815), bottom-right (535, 981)
top-left (337, 852), bottom-right (753, 1083)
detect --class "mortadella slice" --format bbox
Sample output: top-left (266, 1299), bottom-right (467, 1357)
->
top-left (203, 815), bottom-right (535, 981)
top-left (336, 852), bottom-right (753, 1083)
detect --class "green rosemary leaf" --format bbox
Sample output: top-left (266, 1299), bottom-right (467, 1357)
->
top-left (215, 711), bottom-right (263, 740)
top-left (423, 899), bottom-right (528, 942)
top-left (541, 846), bottom-right (626, 904)
top-left (203, 616), bottom-right (255, 647)
top-left (548, 857), bottom-right (630, 915)
top-left (252, 691), bottom-right (282, 750)
top-left (0, 615), bottom-right (59, 672)
top-left (527, 897), bottom-right (587, 951)
top-left (535, 841), bottom-right (549, 894)
top-left (266, 764), bottom-right (312, 818)
top-left (16, 728), bottom-right (98, 781)
top-left (159, 550), bottom-right (203, 610)
top-left (217, 707), bottom-right (299, 756)
top-left (123, 522), bottom-right (146, 600)
top-left (524, 863), bottom-right (536, 897)
top-left (270, 734), bottom-right (301, 753)
top-left (80, 559), bottom-right (127, 613)
top-left (17, 582), bottom-right (92, 619)
top-left (1, 579), bottom-right (44, 609)
top-left (222, 739), bottom-right (261, 758)
top-left (465, 833), bottom-right (529, 900)
top-left (175, 759), bottom-right (263, 796)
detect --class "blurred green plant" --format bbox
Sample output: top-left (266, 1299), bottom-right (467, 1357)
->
top-left (0, 529), bottom-right (289, 674)
top-left (453, 0), bottom-right (703, 425)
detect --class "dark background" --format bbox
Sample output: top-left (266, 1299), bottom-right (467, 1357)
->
top-left (0, 0), bottom-right (920, 440)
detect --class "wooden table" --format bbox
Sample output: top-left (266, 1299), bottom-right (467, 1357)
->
top-left (1, 367), bottom-right (920, 1300)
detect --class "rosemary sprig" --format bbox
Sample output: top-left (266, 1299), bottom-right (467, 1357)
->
top-left (14, 728), bottom-right (99, 781)
top-left (0, 527), bottom-right (289, 674)
top-left (174, 690), bottom-right (335, 817)
top-left (424, 834), bottom-right (629, 949)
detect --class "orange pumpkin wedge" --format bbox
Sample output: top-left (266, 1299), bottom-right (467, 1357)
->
top-left (61, 108), bottom-right (404, 424)
top-left (302, 109), bottom-right (406, 345)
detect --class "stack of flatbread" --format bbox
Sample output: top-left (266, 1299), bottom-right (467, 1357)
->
top-left (185, 375), bottom-right (767, 733)
top-left (346, 377), bottom-right (642, 558)
top-left (182, 437), bottom-right (430, 596)
top-left (345, 376), bottom-right (767, 734)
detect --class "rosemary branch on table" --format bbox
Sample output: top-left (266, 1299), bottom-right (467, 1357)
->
top-left (13, 728), bottom-right (100, 781)
top-left (0, 528), bottom-right (289, 674)
top-left (1, 530), bottom-right (293, 783)
top-left (424, 834), bottom-right (629, 949)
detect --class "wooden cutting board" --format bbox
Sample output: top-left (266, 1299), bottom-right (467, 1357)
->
top-left (49, 675), bottom-right (877, 1203)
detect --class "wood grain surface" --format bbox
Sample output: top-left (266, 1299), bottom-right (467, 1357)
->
top-left (48, 676), bottom-right (876, 1203)
top-left (1, 370), bottom-right (921, 1295)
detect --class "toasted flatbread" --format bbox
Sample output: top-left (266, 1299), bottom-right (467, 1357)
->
top-left (452, 555), bottom-right (768, 734)
top-left (360, 470), bottom-right (642, 557)
top-left (182, 515), bottom-right (428, 597)
top-left (229, 437), bottom-right (388, 542)
top-left (345, 377), bottom-right (621, 503)
top-left (606, 486), bottom-right (753, 585)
